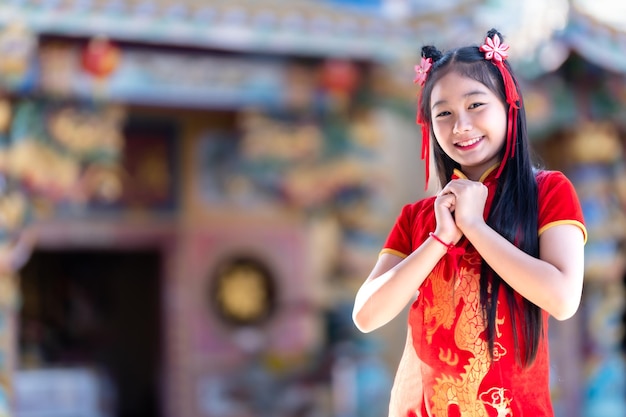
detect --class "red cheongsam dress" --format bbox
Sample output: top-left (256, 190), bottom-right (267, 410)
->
top-left (382, 166), bottom-right (587, 417)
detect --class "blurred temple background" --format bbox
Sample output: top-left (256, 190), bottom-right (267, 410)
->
top-left (0, 0), bottom-right (622, 416)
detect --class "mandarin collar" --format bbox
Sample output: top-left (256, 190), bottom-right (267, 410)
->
top-left (451, 163), bottom-right (501, 184)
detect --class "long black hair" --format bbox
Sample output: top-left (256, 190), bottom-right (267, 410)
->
top-left (419, 29), bottom-right (542, 367)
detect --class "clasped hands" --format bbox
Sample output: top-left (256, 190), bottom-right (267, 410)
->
top-left (433, 179), bottom-right (488, 245)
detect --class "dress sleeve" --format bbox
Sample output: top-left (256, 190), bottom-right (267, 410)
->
top-left (380, 203), bottom-right (414, 259)
top-left (537, 171), bottom-right (587, 243)
top-left (379, 198), bottom-right (435, 258)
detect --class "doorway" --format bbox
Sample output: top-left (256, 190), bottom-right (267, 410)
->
top-left (18, 249), bottom-right (163, 417)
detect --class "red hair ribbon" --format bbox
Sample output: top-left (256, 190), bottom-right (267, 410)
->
top-left (414, 57), bottom-right (433, 189)
top-left (480, 34), bottom-right (520, 178)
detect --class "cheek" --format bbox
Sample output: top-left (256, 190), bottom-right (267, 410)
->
top-left (432, 122), bottom-right (457, 155)
top-left (432, 127), bottom-right (454, 153)
top-left (431, 120), bottom-right (449, 140)
top-left (494, 115), bottom-right (508, 141)
top-left (492, 108), bottom-right (508, 138)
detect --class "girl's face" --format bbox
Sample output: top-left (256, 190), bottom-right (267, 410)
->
top-left (430, 71), bottom-right (507, 180)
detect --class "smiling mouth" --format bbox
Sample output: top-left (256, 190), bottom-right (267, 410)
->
top-left (455, 136), bottom-right (483, 147)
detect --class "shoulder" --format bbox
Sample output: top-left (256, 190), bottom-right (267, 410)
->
top-left (535, 169), bottom-right (577, 197)
top-left (396, 196), bottom-right (436, 220)
top-left (391, 196), bottom-right (437, 235)
top-left (403, 196), bottom-right (436, 211)
top-left (535, 169), bottom-right (570, 186)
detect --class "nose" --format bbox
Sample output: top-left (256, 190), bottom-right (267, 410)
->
top-left (453, 114), bottom-right (472, 134)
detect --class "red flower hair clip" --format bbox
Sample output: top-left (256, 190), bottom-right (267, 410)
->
top-left (413, 57), bottom-right (432, 87)
top-left (480, 34), bottom-right (509, 63)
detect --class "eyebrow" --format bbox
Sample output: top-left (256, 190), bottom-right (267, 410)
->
top-left (431, 90), bottom-right (489, 110)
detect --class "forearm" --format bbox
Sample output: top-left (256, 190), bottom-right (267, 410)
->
top-left (462, 222), bottom-right (584, 320)
top-left (352, 236), bottom-right (448, 333)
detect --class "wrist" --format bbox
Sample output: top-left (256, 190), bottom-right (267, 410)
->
top-left (429, 232), bottom-right (456, 251)
top-left (458, 219), bottom-right (487, 239)
top-left (432, 228), bottom-right (460, 246)
top-left (429, 232), bottom-right (466, 277)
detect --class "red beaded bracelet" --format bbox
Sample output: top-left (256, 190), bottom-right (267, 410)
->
top-left (429, 232), bottom-right (455, 251)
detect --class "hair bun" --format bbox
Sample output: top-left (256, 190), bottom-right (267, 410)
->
top-left (421, 45), bottom-right (443, 62)
top-left (486, 28), bottom-right (505, 41)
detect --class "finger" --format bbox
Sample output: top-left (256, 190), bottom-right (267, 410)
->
top-left (435, 194), bottom-right (456, 212)
top-left (438, 184), bottom-right (456, 197)
top-left (439, 179), bottom-right (467, 195)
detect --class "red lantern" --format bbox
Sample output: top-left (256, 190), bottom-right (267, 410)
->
top-left (320, 59), bottom-right (359, 96)
top-left (81, 36), bottom-right (120, 79)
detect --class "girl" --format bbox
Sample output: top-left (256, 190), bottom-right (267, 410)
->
top-left (352, 29), bottom-right (587, 417)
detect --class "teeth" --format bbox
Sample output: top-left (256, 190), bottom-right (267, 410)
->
top-left (457, 137), bottom-right (481, 147)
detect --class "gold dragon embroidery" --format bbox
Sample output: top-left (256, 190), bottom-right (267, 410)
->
top-left (423, 255), bottom-right (513, 417)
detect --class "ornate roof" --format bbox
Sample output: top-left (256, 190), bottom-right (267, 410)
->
top-left (560, 1), bottom-right (626, 73)
top-left (0, 0), bottom-right (568, 63)
top-left (4, 1), bottom-right (625, 76)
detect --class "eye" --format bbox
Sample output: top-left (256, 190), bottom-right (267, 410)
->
top-left (435, 110), bottom-right (451, 118)
top-left (469, 102), bottom-right (484, 109)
